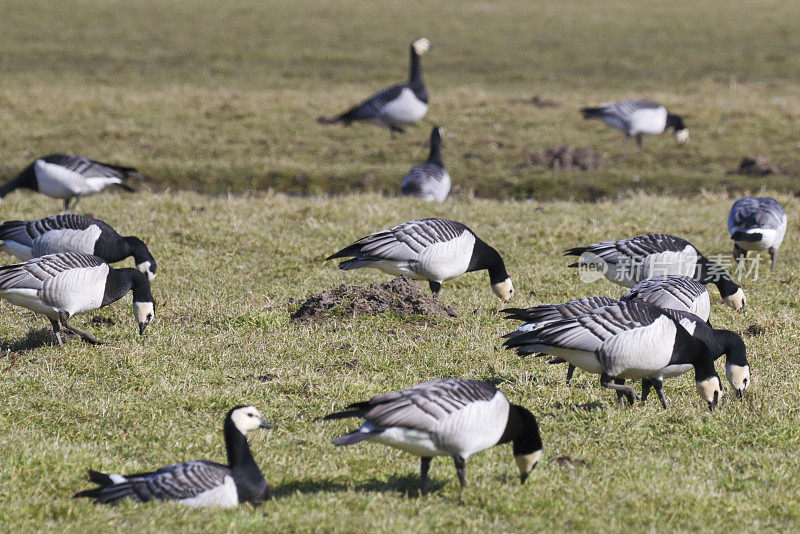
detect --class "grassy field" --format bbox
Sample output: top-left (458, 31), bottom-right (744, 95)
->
top-left (1, 191), bottom-right (799, 532)
top-left (0, 0), bottom-right (799, 200)
top-left (1, 1), bottom-right (800, 532)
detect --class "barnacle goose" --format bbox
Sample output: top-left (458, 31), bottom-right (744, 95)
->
top-left (0, 214), bottom-right (157, 281)
top-left (0, 252), bottom-right (155, 345)
top-left (75, 406), bottom-right (271, 507)
top-left (621, 275), bottom-right (710, 321)
top-left (503, 300), bottom-right (724, 411)
top-left (565, 234), bottom-right (745, 310)
top-left (318, 38), bottom-right (431, 135)
top-left (400, 126), bottom-right (450, 202)
top-left (581, 99), bottom-right (689, 149)
top-left (326, 218), bottom-right (514, 301)
top-left (324, 378), bottom-right (542, 495)
top-left (0, 154), bottom-right (140, 210)
top-left (728, 196), bottom-right (787, 269)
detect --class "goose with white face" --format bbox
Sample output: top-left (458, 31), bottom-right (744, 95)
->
top-left (696, 376), bottom-right (722, 412)
top-left (492, 278), bottom-right (515, 302)
top-left (133, 301), bottom-right (155, 334)
top-left (412, 38), bottom-right (431, 55)
top-left (230, 406), bottom-right (271, 434)
top-left (722, 288), bottom-right (746, 311)
top-left (725, 363), bottom-right (750, 399)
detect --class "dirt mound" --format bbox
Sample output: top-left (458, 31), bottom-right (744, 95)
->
top-left (735, 156), bottom-right (780, 176)
top-left (290, 277), bottom-right (457, 323)
top-left (527, 145), bottom-right (602, 171)
top-left (512, 95), bottom-right (560, 108)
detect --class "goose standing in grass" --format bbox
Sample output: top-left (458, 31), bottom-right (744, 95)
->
top-left (0, 252), bottom-right (154, 345)
top-left (0, 214), bottom-right (157, 280)
top-left (581, 100), bottom-right (689, 149)
top-left (318, 38), bottom-right (431, 135)
top-left (565, 234), bottom-right (745, 309)
top-left (0, 154), bottom-right (140, 210)
top-left (75, 406), bottom-right (271, 507)
top-left (728, 196), bottom-right (787, 269)
top-left (400, 126), bottom-right (450, 202)
top-left (503, 300), bottom-right (724, 411)
top-left (326, 218), bottom-right (514, 301)
top-left (324, 378), bottom-right (542, 495)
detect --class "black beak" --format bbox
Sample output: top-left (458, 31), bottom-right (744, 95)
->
top-left (259, 420), bottom-right (272, 429)
top-left (520, 473), bottom-right (529, 485)
top-left (735, 389), bottom-right (744, 399)
top-left (138, 323), bottom-right (148, 335)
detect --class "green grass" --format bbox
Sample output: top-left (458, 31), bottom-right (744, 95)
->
top-left (1, 191), bottom-right (799, 532)
top-left (1, 0), bottom-right (799, 200)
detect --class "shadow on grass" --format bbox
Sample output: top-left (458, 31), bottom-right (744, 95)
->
top-left (272, 474), bottom-right (444, 498)
top-left (0, 328), bottom-right (57, 352)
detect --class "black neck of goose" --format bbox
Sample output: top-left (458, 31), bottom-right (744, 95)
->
top-left (499, 405), bottom-right (543, 455)
top-left (468, 238), bottom-right (509, 284)
top-left (123, 236), bottom-right (155, 269)
top-left (427, 128), bottom-right (443, 166)
top-left (409, 46), bottom-right (423, 87)
top-left (670, 323), bottom-right (718, 382)
top-left (666, 113), bottom-right (685, 131)
top-left (102, 268), bottom-right (152, 307)
top-left (0, 164), bottom-right (37, 198)
top-left (223, 417), bottom-right (258, 470)
top-left (715, 329), bottom-right (748, 367)
top-left (695, 256), bottom-right (739, 299)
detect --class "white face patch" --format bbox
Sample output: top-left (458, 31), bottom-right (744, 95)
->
top-left (674, 128), bottom-right (689, 145)
top-left (137, 261), bottom-right (155, 281)
top-left (412, 38), bottom-right (431, 55)
top-left (133, 301), bottom-right (155, 333)
top-left (492, 278), bottom-right (514, 302)
top-left (725, 364), bottom-right (750, 396)
top-left (722, 288), bottom-right (746, 310)
top-left (696, 376), bottom-right (722, 408)
top-left (230, 406), bottom-right (266, 435)
top-left (515, 450), bottom-right (542, 476)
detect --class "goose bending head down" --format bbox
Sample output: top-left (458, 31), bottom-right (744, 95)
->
top-left (74, 406), bottom-right (272, 507)
top-left (324, 378), bottom-right (542, 494)
top-left (0, 252), bottom-right (155, 345)
top-left (326, 218), bottom-right (514, 302)
top-left (0, 214), bottom-right (158, 281)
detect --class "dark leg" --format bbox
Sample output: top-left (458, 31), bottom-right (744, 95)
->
top-left (419, 457), bottom-right (432, 496)
top-left (613, 378), bottom-right (633, 405)
top-left (636, 134), bottom-right (643, 151)
top-left (63, 198), bottom-right (72, 211)
top-left (641, 378), bottom-right (652, 403)
top-left (452, 455), bottom-right (467, 489)
top-left (653, 380), bottom-right (669, 410)
top-left (769, 247), bottom-right (777, 270)
top-left (389, 125), bottom-right (406, 137)
top-left (565, 364), bottom-right (575, 385)
top-left (49, 317), bottom-right (64, 347)
top-left (58, 311), bottom-right (104, 345)
top-left (601, 373), bottom-right (640, 403)
top-left (733, 244), bottom-right (747, 265)
top-left (428, 281), bottom-right (441, 300)
top-left (71, 196), bottom-right (81, 211)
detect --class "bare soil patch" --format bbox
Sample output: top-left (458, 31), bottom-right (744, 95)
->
top-left (290, 277), bottom-right (457, 323)
top-left (734, 156), bottom-right (780, 176)
top-left (527, 146), bottom-right (602, 171)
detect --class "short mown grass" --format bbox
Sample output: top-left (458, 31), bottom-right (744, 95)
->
top-left (1, 191), bottom-right (798, 532)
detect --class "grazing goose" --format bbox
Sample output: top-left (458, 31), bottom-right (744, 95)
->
top-left (0, 214), bottom-right (157, 281)
top-left (581, 99), bottom-right (689, 149)
top-left (503, 300), bottom-right (723, 411)
top-left (326, 218), bottom-right (513, 301)
top-left (400, 126), bottom-right (450, 202)
top-left (75, 406), bottom-right (271, 507)
top-left (620, 275), bottom-right (710, 322)
top-left (324, 378), bottom-right (542, 495)
top-left (565, 234), bottom-right (745, 310)
top-left (728, 196), bottom-right (787, 269)
top-left (0, 154), bottom-right (140, 210)
top-left (318, 38), bottom-right (431, 135)
top-left (0, 252), bottom-right (154, 345)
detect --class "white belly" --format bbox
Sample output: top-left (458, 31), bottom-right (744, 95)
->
top-left (628, 107), bottom-right (668, 136)
top-left (543, 348), bottom-right (603, 374)
top-left (379, 88), bottom-right (428, 126)
top-left (34, 160), bottom-right (121, 198)
top-left (179, 476), bottom-right (239, 508)
top-left (0, 288), bottom-right (59, 319)
top-left (32, 226), bottom-right (101, 256)
top-left (414, 232), bottom-right (474, 282)
top-left (733, 228), bottom-right (776, 251)
top-left (40, 264), bottom-right (108, 315)
top-left (372, 427), bottom-right (448, 457)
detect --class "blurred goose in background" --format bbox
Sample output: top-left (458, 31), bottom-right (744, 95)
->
top-left (326, 218), bottom-right (514, 301)
top-left (565, 234), bottom-right (745, 310)
top-left (75, 406), bottom-right (271, 507)
top-left (581, 99), bottom-right (688, 149)
top-left (0, 252), bottom-right (154, 345)
top-left (324, 378), bottom-right (542, 495)
top-left (401, 126), bottom-right (450, 202)
top-left (503, 300), bottom-right (724, 411)
top-left (728, 196), bottom-right (787, 269)
top-left (318, 38), bottom-right (431, 135)
top-left (0, 154), bottom-right (140, 211)
top-left (0, 214), bottom-right (157, 280)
